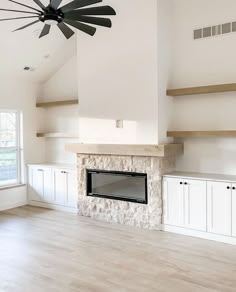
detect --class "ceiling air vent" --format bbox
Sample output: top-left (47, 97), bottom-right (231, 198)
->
top-left (23, 66), bottom-right (35, 72)
top-left (194, 21), bottom-right (236, 40)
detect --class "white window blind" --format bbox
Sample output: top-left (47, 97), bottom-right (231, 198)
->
top-left (0, 111), bottom-right (21, 187)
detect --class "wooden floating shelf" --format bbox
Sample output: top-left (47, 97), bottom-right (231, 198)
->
top-left (37, 133), bottom-right (79, 138)
top-left (36, 99), bottom-right (79, 108)
top-left (167, 83), bottom-right (236, 96)
top-left (167, 131), bottom-right (236, 138)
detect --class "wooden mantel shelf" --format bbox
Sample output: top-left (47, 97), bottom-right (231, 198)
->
top-left (167, 131), bottom-right (236, 138)
top-left (167, 83), bottom-right (236, 96)
top-left (36, 99), bottom-right (79, 108)
top-left (37, 133), bottom-right (79, 138)
top-left (65, 143), bottom-right (183, 157)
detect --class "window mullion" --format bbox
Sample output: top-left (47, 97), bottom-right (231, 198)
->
top-left (0, 110), bottom-right (21, 187)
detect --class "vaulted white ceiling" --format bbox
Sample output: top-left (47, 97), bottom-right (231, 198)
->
top-left (0, 0), bottom-right (76, 82)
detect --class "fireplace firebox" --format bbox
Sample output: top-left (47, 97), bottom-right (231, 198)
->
top-left (87, 169), bottom-right (148, 204)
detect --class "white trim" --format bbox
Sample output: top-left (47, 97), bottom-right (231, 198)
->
top-left (0, 147), bottom-right (18, 150)
top-left (16, 110), bottom-right (21, 185)
top-left (161, 224), bottom-right (236, 245)
top-left (28, 200), bottom-right (78, 214)
top-left (0, 200), bottom-right (27, 212)
top-left (0, 183), bottom-right (26, 191)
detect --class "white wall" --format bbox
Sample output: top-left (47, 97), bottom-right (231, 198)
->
top-left (40, 55), bottom-right (79, 164)
top-left (0, 77), bottom-right (45, 164)
top-left (0, 76), bottom-right (45, 210)
top-left (170, 0), bottom-right (236, 174)
top-left (157, 0), bottom-right (174, 144)
top-left (0, 186), bottom-right (27, 211)
top-left (79, 118), bottom-right (137, 144)
top-left (77, 0), bottom-right (159, 144)
top-left (40, 55), bottom-right (78, 102)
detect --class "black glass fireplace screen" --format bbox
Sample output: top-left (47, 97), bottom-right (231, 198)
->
top-left (87, 170), bottom-right (148, 204)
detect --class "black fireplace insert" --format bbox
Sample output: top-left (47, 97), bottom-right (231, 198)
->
top-left (87, 169), bottom-right (148, 204)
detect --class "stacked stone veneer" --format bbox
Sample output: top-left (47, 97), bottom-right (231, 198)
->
top-left (77, 154), bottom-right (175, 230)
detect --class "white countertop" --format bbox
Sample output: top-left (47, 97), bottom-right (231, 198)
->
top-left (163, 171), bottom-right (236, 183)
top-left (28, 163), bottom-right (76, 169)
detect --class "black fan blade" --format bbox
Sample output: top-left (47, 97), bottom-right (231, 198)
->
top-left (64, 15), bottom-right (111, 27)
top-left (50, 0), bottom-right (63, 9)
top-left (66, 6), bottom-right (116, 16)
top-left (39, 24), bottom-right (51, 38)
top-left (58, 22), bottom-right (75, 39)
top-left (0, 8), bottom-right (40, 15)
top-left (0, 16), bottom-right (38, 22)
top-left (63, 19), bottom-right (96, 36)
top-left (32, 0), bottom-right (45, 9)
top-left (13, 19), bottom-right (39, 31)
top-left (60, 0), bottom-right (102, 13)
top-left (8, 0), bottom-right (42, 13)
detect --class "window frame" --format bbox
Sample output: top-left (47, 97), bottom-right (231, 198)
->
top-left (0, 110), bottom-right (21, 187)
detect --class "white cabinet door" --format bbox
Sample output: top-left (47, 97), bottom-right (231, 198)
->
top-left (232, 184), bottom-right (236, 237)
top-left (29, 167), bottom-right (44, 202)
top-left (28, 167), bottom-right (53, 203)
top-left (53, 169), bottom-right (67, 206)
top-left (184, 179), bottom-right (207, 232)
top-left (66, 170), bottom-right (77, 208)
top-left (207, 181), bottom-right (232, 236)
top-left (53, 169), bottom-right (77, 208)
top-left (163, 177), bottom-right (185, 227)
top-left (43, 168), bottom-right (54, 203)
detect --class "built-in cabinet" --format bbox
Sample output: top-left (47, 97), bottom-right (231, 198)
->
top-left (28, 164), bottom-right (77, 212)
top-left (163, 178), bottom-right (206, 232)
top-left (163, 173), bottom-right (236, 244)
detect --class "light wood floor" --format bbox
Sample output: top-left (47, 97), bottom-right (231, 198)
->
top-left (1, 206), bottom-right (236, 292)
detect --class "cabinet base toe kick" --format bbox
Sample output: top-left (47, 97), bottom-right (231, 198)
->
top-left (161, 225), bottom-right (236, 246)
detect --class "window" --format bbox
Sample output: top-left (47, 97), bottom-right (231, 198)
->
top-left (0, 111), bottom-right (21, 187)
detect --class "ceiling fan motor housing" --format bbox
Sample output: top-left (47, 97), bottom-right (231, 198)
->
top-left (40, 6), bottom-right (63, 24)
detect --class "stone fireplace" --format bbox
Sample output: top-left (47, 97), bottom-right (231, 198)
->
top-left (66, 144), bottom-right (183, 230)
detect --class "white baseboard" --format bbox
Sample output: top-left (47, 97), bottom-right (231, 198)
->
top-left (161, 224), bottom-right (236, 245)
top-left (0, 200), bottom-right (27, 212)
top-left (28, 200), bottom-right (78, 214)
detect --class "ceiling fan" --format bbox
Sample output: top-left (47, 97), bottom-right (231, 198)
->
top-left (0, 0), bottom-right (116, 39)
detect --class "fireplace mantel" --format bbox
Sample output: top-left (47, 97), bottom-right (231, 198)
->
top-left (65, 143), bottom-right (183, 157)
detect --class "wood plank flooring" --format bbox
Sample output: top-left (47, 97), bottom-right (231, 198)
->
top-left (1, 206), bottom-right (236, 292)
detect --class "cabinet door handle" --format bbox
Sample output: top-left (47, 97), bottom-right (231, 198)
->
top-left (227, 186), bottom-right (230, 190)
top-left (61, 171), bottom-right (67, 174)
top-left (233, 187), bottom-right (236, 190)
top-left (38, 169), bottom-right (43, 172)
top-left (184, 182), bottom-right (188, 185)
top-left (180, 182), bottom-right (183, 185)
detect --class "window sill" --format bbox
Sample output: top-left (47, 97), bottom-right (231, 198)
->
top-left (0, 184), bottom-right (26, 191)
